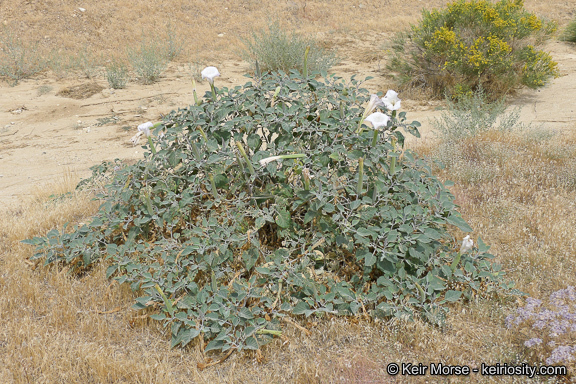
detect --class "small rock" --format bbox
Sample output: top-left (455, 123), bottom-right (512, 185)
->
top-left (218, 33), bottom-right (225, 38)
top-left (79, 7), bottom-right (86, 12)
top-left (11, 109), bottom-right (22, 114)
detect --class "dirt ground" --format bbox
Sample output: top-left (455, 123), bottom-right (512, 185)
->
top-left (1, 38), bottom-right (575, 210)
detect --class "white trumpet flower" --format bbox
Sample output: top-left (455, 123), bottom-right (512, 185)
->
top-left (258, 154), bottom-right (306, 167)
top-left (137, 121), bottom-right (154, 137)
top-left (201, 66), bottom-right (220, 84)
top-left (460, 235), bottom-right (474, 253)
top-left (382, 90), bottom-right (401, 111)
top-left (364, 112), bottom-right (390, 130)
top-left (259, 155), bottom-right (283, 167)
top-left (366, 94), bottom-right (384, 115)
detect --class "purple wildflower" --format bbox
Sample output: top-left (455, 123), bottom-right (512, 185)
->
top-left (525, 338), bottom-right (543, 348)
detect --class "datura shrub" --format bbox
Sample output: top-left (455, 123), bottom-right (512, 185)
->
top-left (387, 0), bottom-right (558, 100)
top-left (24, 69), bottom-right (512, 353)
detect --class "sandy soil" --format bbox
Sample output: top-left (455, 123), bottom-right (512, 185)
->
top-left (1, 39), bottom-right (575, 211)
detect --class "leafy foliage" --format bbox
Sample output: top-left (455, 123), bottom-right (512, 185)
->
top-left (387, 0), bottom-right (558, 100)
top-left (24, 69), bottom-right (510, 353)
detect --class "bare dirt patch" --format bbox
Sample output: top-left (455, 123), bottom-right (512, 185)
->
top-left (56, 82), bottom-right (105, 99)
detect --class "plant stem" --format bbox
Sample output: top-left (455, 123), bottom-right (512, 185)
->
top-left (236, 142), bottom-right (255, 175)
top-left (371, 129), bottom-right (379, 147)
top-left (210, 83), bottom-right (217, 102)
top-left (389, 136), bottom-right (397, 174)
top-left (209, 174), bottom-right (219, 199)
top-left (154, 284), bottom-right (174, 317)
top-left (192, 78), bottom-right (200, 106)
top-left (197, 126), bottom-right (208, 141)
top-left (191, 141), bottom-right (201, 161)
top-left (357, 158), bottom-right (364, 195)
top-left (257, 329), bottom-right (282, 336)
top-left (147, 136), bottom-right (157, 155)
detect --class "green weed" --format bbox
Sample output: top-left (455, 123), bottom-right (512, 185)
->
top-left (127, 38), bottom-right (167, 85)
top-left (240, 22), bottom-right (337, 75)
top-left (560, 17), bottom-right (576, 43)
top-left (0, 27), bottom-right (47, 86)
top-left (37, 85), bottom-right (53, 96)
top-left (105, 59), bottom-right (129, 89)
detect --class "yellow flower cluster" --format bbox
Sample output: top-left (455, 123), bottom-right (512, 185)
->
top-left (393, 0), bottom-right (558, 98)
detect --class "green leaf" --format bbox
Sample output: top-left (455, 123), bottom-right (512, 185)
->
top-left (213, 174), bottom-right (229, 189)
top-left (247, 134), bottom-right (262, 151)
top-left (238, 307), bottom-right (254, 320)
top-left (303, 210), bottom-right (317, 224)
top-left (292, 301), bottom-right (310, 315)
top-left (205, 339), bottom-right (225, 353)
top-left (477, 237), bottom-right (490, 253)
top-left (446, 215), bottom-right (473, 232)
top-left (364, 252), bottom-right (376, 267)
top-left (149, 313), bottom-right (166, 321)
top-left (105, 265), bottom-right (118, 279)
top-left (244, 336), bottom-right (259, 350)
top-left (242, 248), bottom-right (259, 271)
top-left (275, 208), bottom-right (291, 229)
top-left (444, 290), bottom-right (462, 302)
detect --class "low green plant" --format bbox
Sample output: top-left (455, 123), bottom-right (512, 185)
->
top-left (105, 59), bottom-right (129, 89)
top-left (387, 0), bottom-right (558, 99)
top-left (163, 22), bottom-right (186, 61)
top-left (430, 88), bottom-right (529, 180)
top-left (37, 85), bottom-right (53, 96)
top-left (0, 27), bottom-right (47, 86)
top-left (73, 48), bottom-right (100, 79)
top-left (240, 22), bottom-right (337, 75)
top-left (128, 37), bottom-right (167, 85)
top-left (24, 68), bottom-right (511, 354)
top-left (560, 16), bottom-right (576, 43)
top-left (432, 87), bottom-right (526, 140)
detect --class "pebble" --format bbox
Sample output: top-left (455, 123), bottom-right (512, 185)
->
top-left (79, 7), bottom-right (86, 12)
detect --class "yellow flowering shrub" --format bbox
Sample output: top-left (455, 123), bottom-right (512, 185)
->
top-left (388, 0), bottom-right (558, 100)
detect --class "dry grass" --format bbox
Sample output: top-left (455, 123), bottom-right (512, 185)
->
top-left (3, 123), bottom-right (576, 383)
top-left (0, 0), bottom-right (572, 67)
top-left (2, 0), bottom-right (576, 382)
